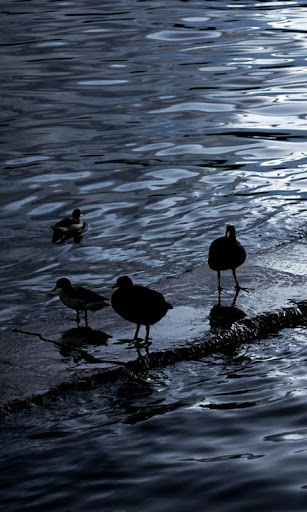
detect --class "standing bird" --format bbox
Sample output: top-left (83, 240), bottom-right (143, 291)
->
top-left (53, 278), bottom-right (109, 328)
top-left (111, 276), bottom-right (173, 343)
top-left (51, 208), bottom-right (84, 244)
top-left (208, 225), bottom-right (246, 291)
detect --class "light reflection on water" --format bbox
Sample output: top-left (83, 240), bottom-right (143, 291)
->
top-left (1, 0), bottom-right (307, 329)
top-left (1, 328), bottom-right (307, 511)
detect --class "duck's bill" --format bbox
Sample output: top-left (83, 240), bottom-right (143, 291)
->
top-left (112, 282), bottom-right (118, 289)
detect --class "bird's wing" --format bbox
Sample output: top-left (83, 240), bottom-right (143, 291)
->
top-left (52, 218), bottom-right (72, 229)
top-left (133, 286), bottom-right (167, 305)
top-left (74, 287), bottom-right (108, 303)
top-left (208, 237), bottom-right (226, 268)
top-left (208, 237), bottom-right (224, 255)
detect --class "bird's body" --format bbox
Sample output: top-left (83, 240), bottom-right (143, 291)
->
top-left (111, 276), bottom-right (173, 342)
top-left (208, 225), bottom-right (246, 291)
top-left (53, 278), bottom-right (109, 327)
top-left (51, 208), bottom-right (84, 243)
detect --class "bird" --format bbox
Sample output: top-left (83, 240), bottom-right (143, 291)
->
top-left (53, 278), bottom-right (109, 328)
top-left (111, 276), bottom-right (173, 343)
top-left (51, 208), bottom-right (84, 244)
top-left (208, 225), bottom-right (246, 291)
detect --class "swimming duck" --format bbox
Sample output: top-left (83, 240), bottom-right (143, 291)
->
top-left (53, 278), bottom-right (109, 328)
top-left (208, 225), bottom-right (246, 291)
top-left (51, 208), bottom-right (84, 244)
top-left (111, 276), bottom-right (173, 343)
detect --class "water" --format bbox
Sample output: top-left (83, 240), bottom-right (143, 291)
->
top-left (1, 327), bottom-right (307, 511)
top-left (1, 0), bottom-right (307, 327)
top-left (1, 1), bottom-right (307, 510)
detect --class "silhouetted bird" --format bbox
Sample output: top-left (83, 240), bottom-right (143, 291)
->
top-left (208, 225), bottom-right (246, 291)
top-left (51, 208), bottom-right (84, 244)
top-left (111, 276), bottom-right (173, 343)
top-left (53, 278), bottom-right (109, 327)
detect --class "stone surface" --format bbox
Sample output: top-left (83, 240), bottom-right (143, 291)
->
top-left (1, 241), bottom-right (306, 416)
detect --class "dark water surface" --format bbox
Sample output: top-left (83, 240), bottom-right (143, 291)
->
top-left (1, 328), bottom-right (307, 511)
top-left (1, 0), bottom-right (307, 326)
top-left (1, 1), bottom-right (307, 510)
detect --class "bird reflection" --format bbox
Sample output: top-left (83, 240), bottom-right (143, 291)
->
top-left (114, 336), bottom-right (151, 358)
top-left (62, 327), bottom-right (110, 345)
top-left (52, 231), bottom-right (85, 245)
top-left (59, 327), bottom-right (110, 361)
top-left (209, 289), bottom-right (246, 330)
top-left (116, 379), bottom-right (185, 425)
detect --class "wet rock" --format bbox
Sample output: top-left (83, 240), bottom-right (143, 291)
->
top-left (1, 242), bottom-right (306, 417)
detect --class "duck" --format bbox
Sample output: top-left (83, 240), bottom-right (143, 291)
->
top-left (53, 278), bottom-right (109, 328)
top-left (111, 276), bottom-right (173, 343)
top-left (208, 225), bottom-right (246, 291)
top-left (51, 208), bottom-right (84, 244)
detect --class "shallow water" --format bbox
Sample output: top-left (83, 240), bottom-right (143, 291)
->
top-left (1, 327), bottom-right (307, 511)
top-left (1, 0), bottom-right (307, 327)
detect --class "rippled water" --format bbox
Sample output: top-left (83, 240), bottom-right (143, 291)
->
top-left (1, 0), bottom-right (307, 326)
top-left (1, 328), bottom-right (307, 511)
top-left (1, 2), bottom-right (307, 509)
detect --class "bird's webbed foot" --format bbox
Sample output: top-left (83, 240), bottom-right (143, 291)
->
top-left (217, 286), bottom-right (227, 294)
top-left (235, 285), bottom-right (250, 292)
top-left (132, 336), bottom-right (143, 343)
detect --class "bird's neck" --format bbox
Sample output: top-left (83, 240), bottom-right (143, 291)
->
top-left (227, 234), bottom-right (236, 241)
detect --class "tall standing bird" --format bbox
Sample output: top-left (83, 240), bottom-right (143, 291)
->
top-left (51, 208), bottom-right (84, 244)
top-left (208, 225), bottom-right (246, 291)
top-left (53, 278), bottom-right (109, 327)
top-left (111, 276), bottom-right (173, 343)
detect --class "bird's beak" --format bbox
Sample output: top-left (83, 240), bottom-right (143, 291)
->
top-left (80, 213), bottom-right (83, 217)
top-left (226, 230), bottom-right (231, 238)
top-left (52, 286), bottom-right (59, 292)
top-left (112, 282), bottom-right (118, 289)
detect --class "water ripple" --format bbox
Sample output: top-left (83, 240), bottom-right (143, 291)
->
top-left (1, 328), bottom-right (307, 511)
top-left (150, 102), bottom-right (236, 113)
top-left (147, 30), bottom-right (221, 41)
top-left (0, 0), bottom-right (307, 326)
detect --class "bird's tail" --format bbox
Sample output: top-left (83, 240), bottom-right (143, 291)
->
top-left (87, 300), bottom-right (109, 311)
top-left (52, 231), bottom-right (64, 244)
top-left (166, 302), bottom-right (173, 310)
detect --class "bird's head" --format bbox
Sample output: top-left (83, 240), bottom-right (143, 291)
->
top-left (72, 208), bottom-right (83, 220)
top-left (226, 225), bottom-right (236, 238)
top-left (112, 276), bottom-right (133, 289)
top-left (53, 278), bottom-right (72, 292)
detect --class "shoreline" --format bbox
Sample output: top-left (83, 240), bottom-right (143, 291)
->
top-left (1, 241), bottom-right (306, 419)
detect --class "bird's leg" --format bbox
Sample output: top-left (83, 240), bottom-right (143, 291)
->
top-left (217, 271), bottom-right (223, 292)
top-left (85, 310), bottom-right (89, 328)
top-left (76, 310), bottom-right (80, 327)
top-left (218, 288), bottom-right (222, 306)
top-left (232, 288), bottom-right (240, 307)
top-left (133, 323), bottom-right (141, 341)
top-left (232, 269), bottom-right (249, 292)
top-left (136, 344), bottom-right (142, 359)
top-left (145, 325), bottom-right (150, 344)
